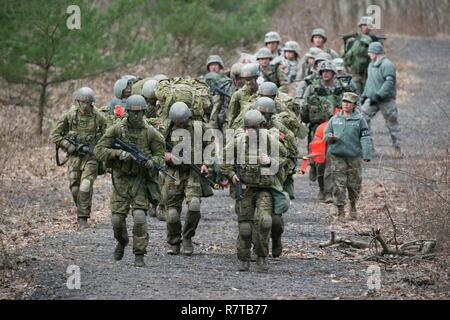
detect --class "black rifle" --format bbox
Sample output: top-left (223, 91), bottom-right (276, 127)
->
top-left (55, 138), bottom-right (94, 166)
top-left (165, 141), bottom-right (221, 189)
top-left (112, 138), bottom-right (177, 181)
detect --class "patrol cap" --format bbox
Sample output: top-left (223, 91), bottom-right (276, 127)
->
top-left (342, 92), bottom-right (359, 104)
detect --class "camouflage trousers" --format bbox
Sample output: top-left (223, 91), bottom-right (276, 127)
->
top-left (351, 72), bottom-right (366, 95)
top-left (110, 173), bottom-right (150, 255)
top-left (67, 156), bottom-right (98, 218)
top-left (235, 187), bottom-right (273, 261)
top-left (331, 155), bottom-right (362, 207)
top-left (161, 167), bottom-right (202, 245)
top-left (362, 99), bottom-right (401, 148)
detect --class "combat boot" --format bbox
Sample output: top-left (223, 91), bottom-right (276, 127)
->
top-left (393, 147), bottom-right (404, 159)
top-left (256, 256), bottom-right (269, 272)
top-left (134, 254), bottom-right (145, 267)
top-left (181, 238), bottom-right (194, 256)
top-left (77, 217), bottom-right (88, 229)
top-left (324, 193), bottom-right (333, 204)
top-left (239, 260), bottom-right (250, 272)
top-left (167, 244), bottom-right (180, 255)
top-left (349, 202), bottom-right (358, 220)
top-left (272, 238), bottom-right (282, 258)
top-left (337, 206), bottom-right (346, 221)
top-left (148, 204), bottom-right (157, 218)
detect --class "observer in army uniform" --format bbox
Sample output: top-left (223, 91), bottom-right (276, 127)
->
top-left (50, 87), bottom-right (108, 229)
top-left (94, 95), bottom-right (165, 267)
top-left (325, 92), bottom-right (372, 220)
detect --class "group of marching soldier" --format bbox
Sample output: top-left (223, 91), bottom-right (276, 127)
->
top-left (51, 15), bottom-right (401, 271)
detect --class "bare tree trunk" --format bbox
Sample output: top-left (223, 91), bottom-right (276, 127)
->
top-left (37, 66), bottom-right (49, 136)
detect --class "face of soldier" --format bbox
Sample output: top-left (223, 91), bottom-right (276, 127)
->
top-left (127, 110), bottom-right (144, 127)
top-left (321, 70), bottom-right (334, 82)
top-left (360, 25), bottom-right (370, 34)
top-left (244, 78), bottom-right (258, 93)
top-left (258, 58), bottom-right (270, 68)
top-left (234, 78), bottom-right (245, 89)
top-left (312, 36), bottom-right (325, 48)
top-left (123, 83), bottom-right (132, 99)
top-left (342, 101), bottom-right (356, 114)
top-left (307, 58), bottom-right (316, 65)
top-left (208, 63), bottom-right (221, 73)
top-left (368, 52), bottom-right (378, 61)
top-left (78, 100), bottom-right (92, 114)
top-left (266, 42), bottom-right (279, 54)
top-left (284, 51), bottom-right (296, 61)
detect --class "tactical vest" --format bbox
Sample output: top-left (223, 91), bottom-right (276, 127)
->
top-left (66, 106), bottom-right (104, 145)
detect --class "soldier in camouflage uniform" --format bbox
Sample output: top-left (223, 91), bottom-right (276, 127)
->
top-left (301, 61), bottom-right (355, 202)
top-left (299, 47), bottom-right (323, 81)
top-left (221, 110), bottom-right (288, 272)
top-left (361, 42), bottom-right (402, 158)
top-left (206, 55), bottom-right (225, 74)
top-left (207, 65), bottom-right (242, 132)
top-left (271, 41), bottom-right (300, 84)
top-left (264, 31), bottom-right (282, 58)
top-left (255, 48), bottom-right (289, 93)
top-left (226, 64), bottom-right (259, 130)
top-left (333, 58), bottom-right (358, 92)
top-left (310, 28), bottom-right (339, 59)
top-left (162, 102), bottom-right (210, 256)
top-left (51, 87), bottom-right (108, 229)
top-left (108, 78), bottom-right (133, 114)
top-left (325, 92), bottom-right (372, 220)
top-left (94, 95), bottom-right (165, 267)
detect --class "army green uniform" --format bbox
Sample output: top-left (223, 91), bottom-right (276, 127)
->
top-left (301, 77), bottom-right (354, 197)
top-left (207, 75), bottom-right (236, 131)
top-left (260, 65), bottom-right (289, 93)
top-left (94, 118), bottom-right (165, 255)
top-left (222, 128), bottom-right (288, 264)
top-left (226, 85), bottom-right (258, 130)
top-left (162, 121), bottom-right (210, 248)
top-left (325, 110), bottom-right (372, 207)
top-left (51, 105), bottom-right (108, 219)
top-left (362, 56), bottom-right (400, 149)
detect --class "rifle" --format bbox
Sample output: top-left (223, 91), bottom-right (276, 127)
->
top-left (112, 138), bottom-right (177, 181)
top-left (55, 138), bottom-right (94, 166)
top-left (165, 141), bottom-right (221, 189)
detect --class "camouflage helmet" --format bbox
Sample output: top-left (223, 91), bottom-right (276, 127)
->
top-left (264, 31), bottom-right (281, 44)
top-left (368, 42), bottom-right (384, 54)
top-left (169, 102), bottom-right (192, 124)
top-left (125, 95), bottom-right (147, 111)
top-left (258, 82), bottom-right (278, 97)
top-left (153, 74), bottom-right (169, 81)
top-left (283, 41), bottom-right (300, 56)
top-left (114, 78), bottom-right (130, 99)
top-left (243, 110), bottom-right (265, 129)
top-left (206, 55), bottom-right (224, 71)
top-left (141, 79), bottom-right (158, 99)
top-left (255, 48), bottom-right (273, 60)
top-left (342, 92), bottom-right (359, 104)
top-left (253, 97), bottom-right (276, 114)
top-left (314, 52), bottom-right (332, 65)
top-left (358, 16), bottom-right (374, 27)
top-left (122, 75), bottom-right (139, 84)
top-left (305, 47), bottom-right (323, 59)
top-left (332, 58), bottom-right (345, 71)
top-left (230, 63), bottom-right (243, 80)
top-left (240, 63), bottom-right (260, 79)
top-left (74, 87), bottom-right (95, 103)
top-left (319, 60), bottom-right (337, 74)
top-left (311, 28), bottom-right (328, 43)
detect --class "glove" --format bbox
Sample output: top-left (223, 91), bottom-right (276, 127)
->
top-left (118, 150), bottom-right (132, 161)
top-left (145, 160), bottom-right (154, 169)
top-left (370, 94), bottom-right (381, 106)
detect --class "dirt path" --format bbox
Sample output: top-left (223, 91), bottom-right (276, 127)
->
top-left (17, 36), bottom-right (450, 300)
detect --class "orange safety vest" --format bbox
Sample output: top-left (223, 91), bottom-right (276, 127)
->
top-left (309, 121), bottom-right (328, 164)
top-left (334, 107), bottom-right (342, 115)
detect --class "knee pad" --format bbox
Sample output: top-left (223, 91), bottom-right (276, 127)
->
top-left (71, 186), bottom-right (79, 197)
top-left (239, 222), bottom-right (252, 240)
top-left (260, 215), bottom-right (272, 231)
top-left (79, 179), bottom-right (91, 193)
top-left (111, 213), bottom-right (125, 227)
top-left (132, 210), bottom-right (147, 225)
top-left (167, 208), bottom-right (180, 224)
top-left (187, 197), bottom-right (200, 212)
